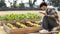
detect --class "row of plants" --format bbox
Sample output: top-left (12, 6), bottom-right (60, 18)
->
top-left (0, 13), bottom-right (42, 21)
top-left (6, 21), bottom-right (41, 29)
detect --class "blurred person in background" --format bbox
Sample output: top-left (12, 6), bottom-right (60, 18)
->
top-left (39, 2), bottom-right (60, 31)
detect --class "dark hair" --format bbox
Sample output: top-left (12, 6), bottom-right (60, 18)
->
top-left (40, 2), bottom-right (47, 8)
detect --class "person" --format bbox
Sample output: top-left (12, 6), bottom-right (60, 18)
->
top-left (39, 2), bottom-right (59, 31)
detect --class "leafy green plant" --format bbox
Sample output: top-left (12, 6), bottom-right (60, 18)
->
top-left (0, 13), bottom-right (42, 21)
top-left (18, 14), bottom-right (25, 20)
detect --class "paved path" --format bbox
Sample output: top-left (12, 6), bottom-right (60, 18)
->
top-left (0, 26), bottom-right (7, 34)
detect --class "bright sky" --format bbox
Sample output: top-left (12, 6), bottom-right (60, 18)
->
top-left (5, 0), bottom-right (47, 7)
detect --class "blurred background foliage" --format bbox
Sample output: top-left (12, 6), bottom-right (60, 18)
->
top-left (0, 0), bottom-right (60, 10)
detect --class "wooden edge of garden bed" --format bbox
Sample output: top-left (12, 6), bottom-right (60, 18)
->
top-left (3, 23), bottom-right (42, 34)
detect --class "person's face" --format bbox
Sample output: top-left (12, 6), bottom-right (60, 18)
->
top-left (41, 6), bottom-right (47, 11)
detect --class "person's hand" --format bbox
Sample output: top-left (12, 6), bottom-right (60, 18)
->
top-left (52, 27), bottom-right (58, 31)
top-left (44, 13), bottom-right (48, 16)
top-left (39, 12), bottom-right (47, 16)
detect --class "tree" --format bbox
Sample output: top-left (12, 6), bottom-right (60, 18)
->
top-left (48, 0), bottom-right (59, 7)
top-left (0, 0), bottom-right (6, 8)
top-left (33, 0), bottom-right (37, 5)
top-left (43, 0), bottom-right (45, 1)
top-left (19, 0), bottom-right (25, 8)
top-left (8, 0), bottom-right (13, 8)
top-left (13, 0), bottom-right (17, 8)
top-left (29, 0), bottom-right (37, 8)
top-left (8, 0), bottom-right (17, 8)
top-left (29, 0), bottom-right (33, 8)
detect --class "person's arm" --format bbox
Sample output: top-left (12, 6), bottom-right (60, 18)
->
top-left (46, 8), bottom-right (58, 18)
top-left (47, 12), bottom-right (58, 18)
top-left (39, 12), bottom-right (58, 18)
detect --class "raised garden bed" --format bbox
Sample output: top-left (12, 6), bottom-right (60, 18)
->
top-left (0, 13), bottom-right (42, 34)
top-left (3, 20), bottom-right (42, 34)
